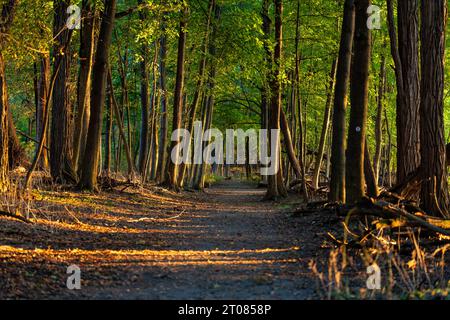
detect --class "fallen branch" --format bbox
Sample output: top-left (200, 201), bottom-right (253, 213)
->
top-left (0, 210), bottom-right (32, 224)
top-left (348, 197), bottom-right (450, 237)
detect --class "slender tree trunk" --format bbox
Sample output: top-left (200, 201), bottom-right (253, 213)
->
top-left (178, 0), bottom-right (215, 188)
top-left (104, 90), bottom-right (113, 175)
top-left (108, 69), bottom-right (135, 178)
top-left (345, 0), bottom-right (371, 204)
top-left (312, 58), bottom-right (337, 190)
top-left (364, 140), bottom-right (379, 198)
top-left (373, 52), bottom-right (386, 183)
top-left (293, 0), bottom-right (307, 201)
top-left (138, 5), bottom-right (150, 176)
top-left (79, 0), bottom-right (116, 191)
top-left (163, 7), bottom-right (188, 190)
top-left (265, 0), bottom-right (287, 200)
top-left (73, 0), bottom-right (96, 172)
top-left (419, 0), bottom-right (449, 216)
top-left (36, 54), bottom-right (50, 170)
top-left (384, 108), bottom-right (392, 188)
top-left (260, 0), bottom-right (271, 187)
top-left (329, 0), bottom-right (355, 202)
top-left (157, 27), bottom-right (168, 183)
top-left (280, 108), bottom-right (302, 181)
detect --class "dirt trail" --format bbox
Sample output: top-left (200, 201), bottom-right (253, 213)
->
top-left (86, 180), bottom-right (322, 300)
top-left (0, 180), bottom-right (336, 300)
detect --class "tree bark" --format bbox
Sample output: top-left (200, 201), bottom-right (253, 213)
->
top-left (157, 25), bottom-right (168, 183)
top-left (373, 52), bottom-right (386, 183)
top-left (345, 0), bottom-right (371, 204)
top-left (178, 0), bottom-right (215, 188)
top-left (104, 90), bottom-right (113, 175)
top-left (36, 54), bottom-right (50, 170)
top-left (265, 0), bottom-right (287, 200)
top-left (73, 0), bottom-right (96, 172)
top-left (329, 0), bottom-right (355, 202)
top-left (51, 0), bottom-right (76, 183)
top-left (163, 7), bottom-right (188, 190)
top-left (79, 0), bottom-right (116, 191)
top-left (419, 0), bottom-right (449, 216)
top-left (364, 141), bottom-right (379, 198)
top-left (138, 1), bottom-right (150, 176)
top-left (0, 0), bottom-right (17, 192)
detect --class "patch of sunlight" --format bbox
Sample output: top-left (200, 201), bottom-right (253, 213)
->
top-left (34, 219), bottom-right (196, 235)
top-left (0, 245), bottom-right (300, 267)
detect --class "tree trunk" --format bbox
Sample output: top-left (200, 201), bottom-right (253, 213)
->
top-left (329, 0), bottom-right (355, 202)
top-left (345, 0), bottom-right (371, 204)
top-left (108, 69), bottom-right (135, 178)
top-left (163, 7), bottom-right (188, 190)
top-left (51, 0), bottom-right (76, 183)
top-left (419, 0), bottom-right (449, 216)
top-left (293, 0), bottom-right (307, 201)
top-left (104, 90), bottom-right (113, 175)
top-left (73, 0), bottom-right (96, 172)
top-left (36, 54), bottom-right (50, 170)
top-left (373, 52), bottom-right (386, 184)
top-left (387, 0), bottom-right (421, 186)
top-left (157, 27), bottom-right (168, 183)
top-left (364, 141), bottom-right (379, 198)
top-left (312, 58), bottom-right (337, 190)
top-left (79, 0), bottom-right (116, 191)
top-left (265, 0), bottom-right (287, 200)
top-left (178, 0), bottom-right (215, 188)
top-left (138, 4), bottom-right (150, 176)
top-left (0, 0), bottom-right (17, 192)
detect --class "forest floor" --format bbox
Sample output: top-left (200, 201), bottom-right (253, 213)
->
top-left (0, 178), bottom-right (448, 300)
top-left (0, 179), bottom-right (350, 300)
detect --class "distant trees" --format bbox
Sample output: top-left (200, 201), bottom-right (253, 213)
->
top-left (0, 0), bottom-right (447, 220)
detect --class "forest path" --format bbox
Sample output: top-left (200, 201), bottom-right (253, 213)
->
top-left (83, 180), bottom-right (321, 300)
top-left (1, 180), bottom-right (334, 299)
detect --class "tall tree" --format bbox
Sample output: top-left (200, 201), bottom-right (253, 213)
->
top-left (178, 0), bottom-right (215, 188)
top-left (36, 54), bottom-right (50, 170)
top-left (157, 18), bottom-right (169, 183)
top-left (345, 0), bottom-right (371, 204)
top-left (419, 0), bottom-right (449, 216)
top-left (50, 0), bottom-right (76, 183)
top-left (329, 0), bottom-right (355, 202)
top-left (387, 0), bottom-right (421, 186)
top-left (265, 0), bottom-right (287, 200)
top-left (0, 0), bottom-right (18, 192)
top-left (373, 52), bottom-right (386, 183)
top-left (163, 6), bottom-right (188, 190)
top-left (79, 0), bottom-right (117, 191)
top-left (73, 0), bottom-right (96, 172)
top-left (137, 0), bottom-right (150, 176)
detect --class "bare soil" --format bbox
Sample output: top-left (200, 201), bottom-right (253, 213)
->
top-left (0, 180), bottom-right (346, 300)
